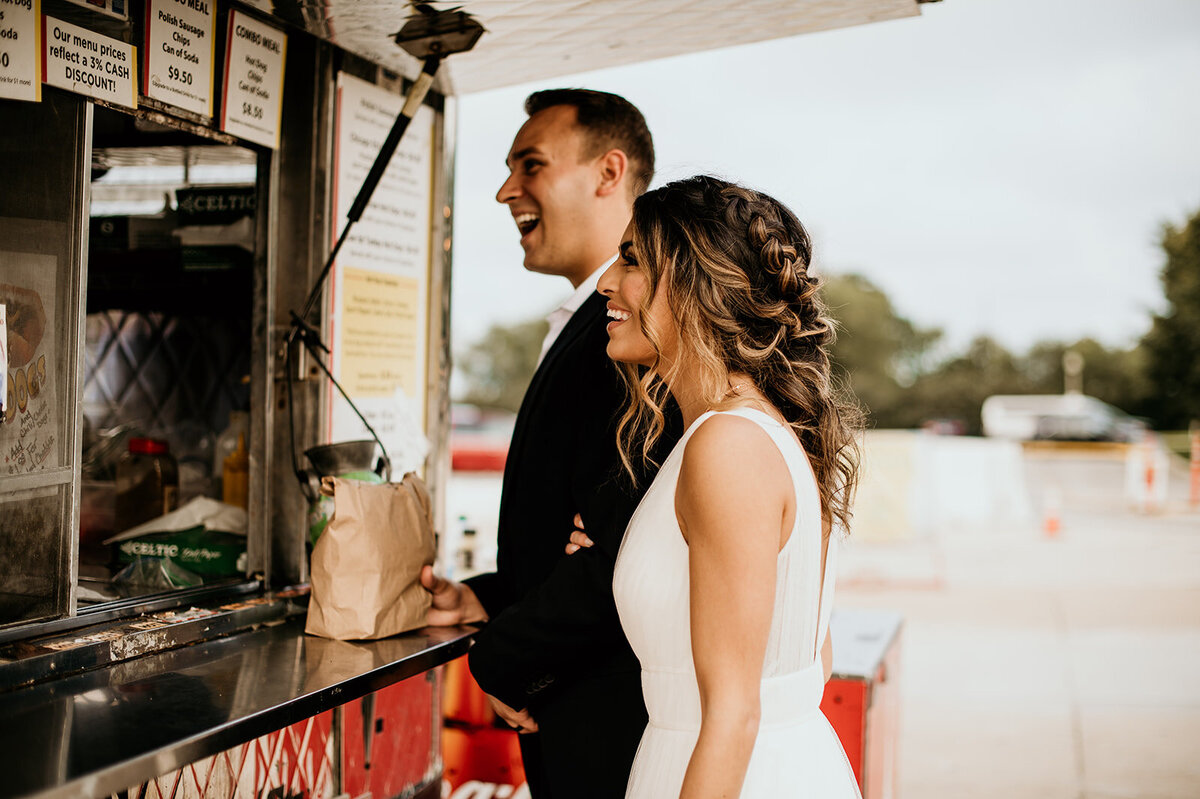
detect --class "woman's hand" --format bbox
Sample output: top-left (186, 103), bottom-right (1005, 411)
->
top-left (564, 513), bottom-right (595, 554)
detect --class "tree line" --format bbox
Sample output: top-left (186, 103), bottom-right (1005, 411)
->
top-left (458, 207), bottom-right (1200, 433)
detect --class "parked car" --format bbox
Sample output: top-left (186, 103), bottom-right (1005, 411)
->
top-left (981, 394), bottom-right (1147, 443)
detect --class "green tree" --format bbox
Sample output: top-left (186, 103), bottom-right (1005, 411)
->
top-left (822, 273), bottom-right (940, 428)
top-left (905, 336), bottom-right (1029, 434)
top-left (1140, 208), bottom-right (1200, 428)
top-left (457, 318), bottom-right (548, 413)
top-left (1019, 339), bottom-right (1148, 416)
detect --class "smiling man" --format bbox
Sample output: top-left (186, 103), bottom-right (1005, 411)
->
top-left (420, 90), bottom-right (675, 799)
top-left (499, 95), bottom-right (653, 286)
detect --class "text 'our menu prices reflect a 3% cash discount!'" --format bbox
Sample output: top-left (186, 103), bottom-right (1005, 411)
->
top-left (44, 16), bottom-right (137, 108)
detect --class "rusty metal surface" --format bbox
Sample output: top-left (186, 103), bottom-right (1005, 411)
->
top-left (0, 589), bottom-right (286, 689)
top-left (0, 579), bottom-right (261, 648)
top-left (0, 616), bottom-right (473, 799)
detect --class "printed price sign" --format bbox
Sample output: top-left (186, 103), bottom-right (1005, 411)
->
top-left (219, 9), bottom-right (285, 148)
top-left (144, 0), bottom-right (214, 116)
top-left (43, 16), bottom-right (136, 109)
top-left (0, 0), bottom-right (41, 102)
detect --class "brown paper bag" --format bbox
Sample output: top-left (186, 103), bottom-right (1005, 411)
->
top-left (305, 473), bottom-right (436, 640)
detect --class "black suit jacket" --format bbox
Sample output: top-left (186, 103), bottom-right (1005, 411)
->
top-left (464, 291), bottom-right (678, 798)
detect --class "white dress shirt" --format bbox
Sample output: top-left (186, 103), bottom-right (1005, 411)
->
top-left (536, 255), bottom-right (616, 366)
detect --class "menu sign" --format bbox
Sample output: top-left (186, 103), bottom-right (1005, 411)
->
top-left (326, 73), bottom-right (434, 474)
top-left (0, 0), bottom-right (40, 102)
top-left (219, 9), bottom-right (284, 148)
top-left (144, 0), bottom-right (214, 116)
top-left (43, 16), bottom-right (136, 109)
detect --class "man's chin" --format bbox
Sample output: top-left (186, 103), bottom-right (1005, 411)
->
top-left (521, 255), bottom-right (557, 277)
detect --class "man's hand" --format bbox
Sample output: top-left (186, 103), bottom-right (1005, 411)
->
top-left (564, 513), bottom-right (595, 555)
top-left (487, 694), bottom-right (539, 733)
top-left (419, 565), bottom-right (489, 626)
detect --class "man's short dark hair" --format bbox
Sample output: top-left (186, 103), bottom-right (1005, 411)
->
top-left (525, 88), bottom-right (655, 196)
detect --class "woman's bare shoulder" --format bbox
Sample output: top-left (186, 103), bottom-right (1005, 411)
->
top-left (676, 413), bottom-right (790, 533)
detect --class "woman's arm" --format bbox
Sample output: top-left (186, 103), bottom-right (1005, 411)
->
top-left (675, 415), bottom-right (793, 799)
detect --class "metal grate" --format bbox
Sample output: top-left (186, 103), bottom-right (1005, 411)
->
top-left (82, 311), bottom-right (250, 440)
top-left (117, 712), bottom-right (336, 799)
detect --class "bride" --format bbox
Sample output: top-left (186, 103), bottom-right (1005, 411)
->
top-left (581, 175), bottom-right (863, 798)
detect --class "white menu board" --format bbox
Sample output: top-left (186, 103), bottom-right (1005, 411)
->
top-left (0, 0), bottom-right (41, 102)
top-left (144, 0), bottom-right (215, 116)
top-left (219, 9), bottom-right (284, 148)
top-left (43, 16), bottom-right (136, 109)
top-left (326, 72), bottom-right (435, 475)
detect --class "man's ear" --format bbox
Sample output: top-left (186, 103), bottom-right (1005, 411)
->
top-left (595, 149), bottom-right (629, 197)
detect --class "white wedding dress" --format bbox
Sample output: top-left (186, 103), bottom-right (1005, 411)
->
top-left (613, 408), bottom-right (861, 799)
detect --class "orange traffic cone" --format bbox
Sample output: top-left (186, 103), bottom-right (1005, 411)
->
top-left (1042, 487), bottom-right (1062, 539)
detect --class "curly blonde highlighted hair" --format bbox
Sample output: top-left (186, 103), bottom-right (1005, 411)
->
top-left (617, 175), bottom-right (862, 530)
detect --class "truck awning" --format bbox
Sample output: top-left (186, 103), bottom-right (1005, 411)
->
top-left (269, 0), bottom-right (932, 95)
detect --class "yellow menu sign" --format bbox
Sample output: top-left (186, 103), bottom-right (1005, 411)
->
top-left (338, 267), bottom-right (420, 399)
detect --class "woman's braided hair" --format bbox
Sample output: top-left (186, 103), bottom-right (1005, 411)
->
top-left (618, 175), bottom-right (862, 531)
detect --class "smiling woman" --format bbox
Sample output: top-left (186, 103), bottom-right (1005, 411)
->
top-left (600, 176), bottom-right (860, 528)
top-left (599, 230), bottom-right (672, 369)
top-left (600, 174), bottom-right (864, 799)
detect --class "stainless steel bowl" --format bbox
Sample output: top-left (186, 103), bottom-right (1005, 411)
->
top-left (303, 440), bottom-right (382, 477)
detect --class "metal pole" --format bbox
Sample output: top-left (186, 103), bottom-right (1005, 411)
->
top-left (284, 54), bottom-right (443, 484)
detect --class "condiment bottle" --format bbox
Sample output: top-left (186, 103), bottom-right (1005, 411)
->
top-left (222, 432), bottom-right (249, 509)
top-left (114, 438), bottom-right (179, 532)
top-left (212, 410), bottom-right (248, 498)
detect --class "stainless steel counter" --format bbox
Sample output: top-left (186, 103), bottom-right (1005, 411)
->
top-left (0, 617), bottom-right (474, 799)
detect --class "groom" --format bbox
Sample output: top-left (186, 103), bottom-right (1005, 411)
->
top-left (421, 89), bottom-right (677, 798)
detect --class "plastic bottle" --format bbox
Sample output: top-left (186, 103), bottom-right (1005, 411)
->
top-left (114, 438), bottom-right (179, 531)
top-left (222, 432), bottom-right (249, 509)
top-left (212, 411), bottom-right (248, 498)
top-left (456, 526), bottom-right (477, 576)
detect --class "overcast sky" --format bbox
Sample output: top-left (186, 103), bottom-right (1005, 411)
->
top-left (448, 0), bottom-right (1200, 358)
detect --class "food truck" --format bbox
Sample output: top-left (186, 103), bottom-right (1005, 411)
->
top-left (0, 1), bottom-right (926, 796)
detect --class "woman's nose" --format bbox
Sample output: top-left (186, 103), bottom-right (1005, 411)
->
top-left (596, 261), bottom-right (619, 295)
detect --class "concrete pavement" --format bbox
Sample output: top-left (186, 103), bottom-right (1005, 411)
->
top-left (837, 445), bottom-right (1200, 799)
